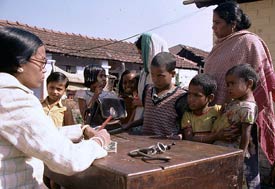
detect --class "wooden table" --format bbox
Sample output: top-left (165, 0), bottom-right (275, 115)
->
top-left (45, 133), bottom-right (243, 189)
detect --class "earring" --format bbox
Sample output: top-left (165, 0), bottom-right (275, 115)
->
top-left (17, 67), bottom-right (24, 73)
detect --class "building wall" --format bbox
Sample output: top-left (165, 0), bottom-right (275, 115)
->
top-left (240, 0), bottom-right (275, 65)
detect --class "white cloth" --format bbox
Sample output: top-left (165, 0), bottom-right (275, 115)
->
top-left (137, 33), bottom-right (169, 100)
top-left (0, 73), bottom-right (107, 189)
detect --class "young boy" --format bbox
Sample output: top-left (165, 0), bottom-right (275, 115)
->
top-left (181, 73), bottom-right (221, 142)
top-left (41, 72), bottom-right (74, 127)
top-left (125, 52), bottom-right (186, 137)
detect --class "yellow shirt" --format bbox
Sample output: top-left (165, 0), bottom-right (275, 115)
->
top-left (41, 97), bottom-right (67, 127)
top-left (181, 105), bottom-right (221, 133)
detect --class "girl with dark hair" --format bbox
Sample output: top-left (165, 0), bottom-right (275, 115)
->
top-left (212, 64), bottom-right (260, 188)
top-left (118, 70), bottom-right (141, 123)
top-left (204, 1), bottom-right (275, 181)
top-left (74, 64), bottom-right (117, 119)
top-left (0, 26), bottom-right (110, 188)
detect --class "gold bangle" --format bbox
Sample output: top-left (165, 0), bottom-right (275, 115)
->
top-left (91, 136), bottom-right (105, 147)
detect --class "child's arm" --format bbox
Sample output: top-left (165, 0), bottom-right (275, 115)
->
top-left (122, 118), bottom-right (143, 130)
top-left (183, 125), bottom-right (217, 143)
top-left (78, 98), bottom-right (87, 119)
top-left (63, 107), bottom-right (75, 126)
top-left (181, 113), bottom-right (217, 143)
top-left (239, 123), bottom-right (252, 156)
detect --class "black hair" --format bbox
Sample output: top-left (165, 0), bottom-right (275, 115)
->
top-left (189, 73), bottom-right (217, 96)
top-left (214, 1), bottom-right (251, 31)
top-left (46, 72), bottom-right (69, 88)
top-left (0, 26), bottom-right (44, 75)
top-left (226, 64), bottom-right (259, 90)
top-left (151, 52), bottom-right (176, 72)
top-left (135, 35), bottom-right (142, 50)
top-left (83, 64), bottom-right (105, 88)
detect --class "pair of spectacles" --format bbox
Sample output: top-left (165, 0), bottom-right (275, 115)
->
top-left (29, 57), bottom-right (47, 70)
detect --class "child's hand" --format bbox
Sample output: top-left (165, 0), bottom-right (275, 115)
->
top-left (94, 85), bottom-right (104, 95)
top-left (132, 97), bottom-right (142, 107)
top-left (166, 134), bottom-right (182, 140)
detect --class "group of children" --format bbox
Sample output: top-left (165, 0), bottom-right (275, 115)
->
top-left (42, 51), bottom-right (260, 188)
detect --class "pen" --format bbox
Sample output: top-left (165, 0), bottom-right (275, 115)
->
top-left (98, 115), bottom-right (113, 131)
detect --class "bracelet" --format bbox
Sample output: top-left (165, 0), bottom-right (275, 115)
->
top-left (81, 125), bottom-right (90, 134)
top-left (92, 136), bottom-right (105, 147)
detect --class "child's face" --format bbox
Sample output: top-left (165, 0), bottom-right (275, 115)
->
top-left (187, 84), bottom-right (211, 111)
top-left (122, 73), bottom-right (137, 95)
top-left (225, 74), bottom-right (252, 100)
top-left (90, 70), bottom-right (106, 90)
top-left (151, 65), bottom-right (174, 90)
top-left (47, 81), bottom-right (66, 102)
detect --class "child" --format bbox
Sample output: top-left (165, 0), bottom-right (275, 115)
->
top-left (41, 72), bottom-right (74, 189)
top-left (126, 52), bottom-right (186, 137)
top-left (118, 70), bottom-right (141, 124)
top-left (212, 64), bottom-right (260, 188)
top-left (135, 33), bottom-right (169, 101)
top-left (181, 73), bottom-right (221, 143)
top-left (74, 65), bottom-right (117, 119)
top-left (41, 72), bottom-right (74, 127)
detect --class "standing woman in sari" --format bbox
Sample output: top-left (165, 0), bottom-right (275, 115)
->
top-left (204, 2), bottom-right (275, 188)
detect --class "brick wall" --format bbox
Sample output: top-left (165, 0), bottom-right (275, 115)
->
top-left (241, 2), bottom-right (275, 185)
top-left (240, 0), bottom-right (275, 66)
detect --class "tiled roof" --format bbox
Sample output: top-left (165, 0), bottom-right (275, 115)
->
top-left (183, 0), bottom-right (261, 8)
top-left (174, 55), bottom-right (200, 69)
top-left (0, 20), bottom-right (142, 64)
top-left (170, 44), bottom-right (208, 67)
top-left (170, 44), bottom-right (208, 58)
top-left (0, 20), bottom-right (201, 69)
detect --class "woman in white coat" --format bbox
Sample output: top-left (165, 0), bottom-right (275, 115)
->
top-left (0, 26), bottom-right (111, 188)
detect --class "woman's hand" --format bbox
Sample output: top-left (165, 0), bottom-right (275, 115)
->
top-left (84, 126), bottom-right (111, 147)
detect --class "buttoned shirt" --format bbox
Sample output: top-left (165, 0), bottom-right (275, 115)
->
top-left (0, 73), bottom-right (107, 189)
top-left (41, 97), bottom-right (66, 127)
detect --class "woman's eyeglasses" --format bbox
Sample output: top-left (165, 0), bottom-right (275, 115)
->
top-left (29, 58), bottom-right (47, 70)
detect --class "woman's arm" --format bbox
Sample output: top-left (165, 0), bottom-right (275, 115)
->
top-left (1, 89), bottom-right (108, 176)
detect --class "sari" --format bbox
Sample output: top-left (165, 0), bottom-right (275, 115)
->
top-left (204, 30), bottom-right (275, 164)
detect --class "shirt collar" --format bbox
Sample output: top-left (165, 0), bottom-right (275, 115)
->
top-left (151, 86), bottom-right (178, 103)
top-left (0, 73), bottom-right (34, 94)
top-left (42, 97), bottom-right (63, 108)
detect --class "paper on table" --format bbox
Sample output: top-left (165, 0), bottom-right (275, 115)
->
top-left (104, 141), bottom-right (117, 153)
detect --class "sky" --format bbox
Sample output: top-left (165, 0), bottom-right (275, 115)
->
top-left (0, 0), bottom-right (215, 51)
